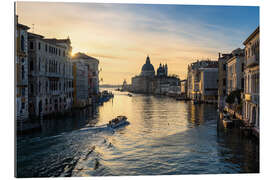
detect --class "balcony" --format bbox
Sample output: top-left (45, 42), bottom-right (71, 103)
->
top-left (246, 55), bottom-right (259, 67)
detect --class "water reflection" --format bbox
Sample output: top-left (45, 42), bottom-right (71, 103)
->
top-left (16, 89), bottom-right (259, 177)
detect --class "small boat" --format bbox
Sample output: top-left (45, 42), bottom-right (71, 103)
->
top-left (107, 116), bottom-right (129, 128)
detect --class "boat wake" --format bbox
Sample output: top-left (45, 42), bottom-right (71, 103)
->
top-left (78, 125), bottom-right (113, 133)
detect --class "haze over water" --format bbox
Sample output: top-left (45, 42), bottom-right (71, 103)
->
top-left (16, 89), bottom-right (259, 177)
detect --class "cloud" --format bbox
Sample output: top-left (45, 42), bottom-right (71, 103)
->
top-left (16, 2), bottom-right (258, 84)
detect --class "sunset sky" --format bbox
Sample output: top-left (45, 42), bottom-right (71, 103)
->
top-left (16, 2), bottom-right (259, 85)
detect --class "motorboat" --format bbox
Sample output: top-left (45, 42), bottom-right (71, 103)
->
top-left (107, 116), bottom-right (129, 128)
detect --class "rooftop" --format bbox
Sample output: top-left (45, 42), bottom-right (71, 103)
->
top-left (72, 52), bottom-right (99, 62)
top-left (243, 26), bottom-right (259, 45)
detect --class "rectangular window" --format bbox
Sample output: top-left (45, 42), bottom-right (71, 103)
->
top-left (241, 78), bottom-right (244, 90)
top-left (45, 44), bottom-right (47, 52)
top-left (21, 102), bottom-right (25, 109)
top-left (38, 42), bottom-right (41, 50)
top-left (30, 41), bottom-right (34, 49)
top-left (22, 88), bottom-right (25, 96)
top-left (223, 79), bottom-right (226, 86)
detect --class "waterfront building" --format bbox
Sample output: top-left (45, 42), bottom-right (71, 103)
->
top-left (226, 48), bottom-right (245, 95)
top-left (27, 33), bottom-right (73, 118)
top-left (180, 79), bottom-right (187, 95)
top-left (131, 56), bottom-right (156, 93)
top-left (131, 56), bottom-right (180, 95)
top-left (218, 53), bottom-right (233, 109)
top-left (72, 52), bottom-right (99, 95)
top-left (140, 56), bottom-right (155, 77)
top-left (16, 16), bottom-right (30, 121)
top-left (72, 52), bottom-right (99, 106)
top-left (243, 27), bottom-right (259, 135)
top-left (187, 60), bottom-right (218, 101)
top-left (72, 59), bottom-right (89, 107)
top-left (199, 68), bottom-right (218, 103)
top-left (122, 79), bottom-right (132, 91)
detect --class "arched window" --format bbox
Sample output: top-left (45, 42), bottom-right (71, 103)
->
top-left (21, 35), bottom-right (25, 51)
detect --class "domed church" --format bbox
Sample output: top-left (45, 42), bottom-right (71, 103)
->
top-left (131, 55), bottom-right (180, 94)
top-left (141, 56), bottom-right (155, 77)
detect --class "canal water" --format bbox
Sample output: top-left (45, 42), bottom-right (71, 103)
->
top-left (16, 89), bottom-right (259, 177)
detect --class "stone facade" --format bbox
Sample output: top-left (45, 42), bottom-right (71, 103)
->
top-left (27, 33), bottom-right (73, 118)
top-left (72, 52), bottom-right (99, 107)
top-left (131, 56), bottom-right (180, 95)
top-left (187, 60), bottom-right (218, 101)
top-left (199, 68), bottom-right (218, 103)
top-left (16, 16), bottom-right (30, 121)
top-left (226, 48), bottom-right (245, 95)
top-left (217, 53), bottom-right (232, 109)
top-left (72, 60), bottom-right (89, 107)
top-left (243, 27), bottom-right (260, 133)
top-left (180, 80), bottom-right (187, 95)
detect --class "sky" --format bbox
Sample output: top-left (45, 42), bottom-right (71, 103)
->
top-left (16, 2), bottom-right (259, 85)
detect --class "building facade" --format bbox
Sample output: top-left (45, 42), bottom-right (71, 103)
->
top-left (72, 52), bottom-right (99, 107)
top-left (72, 59), bottom-right (89, 107)
top-left (243, 27), bottom-right (260, 134)
top-left (226, 48), bottom-right (245, 95)
top-left (27, 33), bottom-right (73, 118)
top-left (217, 53), bottom-right (232, 109)
top-left (180, 79), bottom-right (187, 95)
top-left (187, 60), bottom-right (218, 101)
top-left (16, 16), bottom-right (30, 121)
top-left (199, 68), bottom-right (218, 103)
top-left (131, 56), bottom-right (180, 95)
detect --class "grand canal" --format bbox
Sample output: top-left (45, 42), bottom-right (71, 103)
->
top-left (16, 89), bottom-right (259, 177)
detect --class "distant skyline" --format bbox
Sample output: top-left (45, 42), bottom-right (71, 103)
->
top-left (16, 2), bottom-right (259, 85)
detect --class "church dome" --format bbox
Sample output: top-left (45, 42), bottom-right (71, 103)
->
top-left (141, 56), bottom-right (155, 76)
